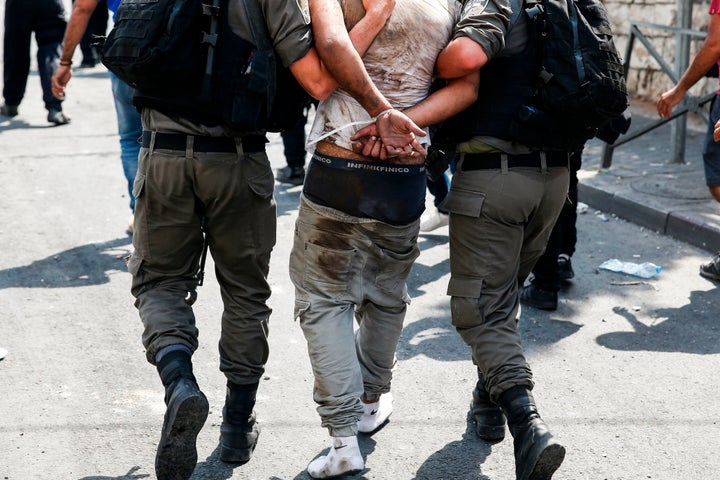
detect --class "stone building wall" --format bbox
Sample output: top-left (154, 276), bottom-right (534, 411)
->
top-left (606, 0), bottom-right (717, 101)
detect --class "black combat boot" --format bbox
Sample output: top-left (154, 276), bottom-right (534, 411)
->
top-left (219, 381), bottom-right (261, 463)
top-left (155, 350), bottom-right (209, 480)
top-left (470, 372), bottom-right (506, 442)
top-left (500, 386), bottom-right (565, 480)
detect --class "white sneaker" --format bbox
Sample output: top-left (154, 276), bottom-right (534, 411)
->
top-left (357, 392), bottom-right (393, 434)
top-left (307, 435), bottom-right (364, 479)
top-left (420, 210), bottom-right (449, 232)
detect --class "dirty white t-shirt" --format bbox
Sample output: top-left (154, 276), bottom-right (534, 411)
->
top-left (307, 0), bottom-right (461, 151)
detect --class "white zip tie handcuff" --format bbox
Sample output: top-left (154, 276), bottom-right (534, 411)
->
top-left (306, 108), bottom-right (394, 146)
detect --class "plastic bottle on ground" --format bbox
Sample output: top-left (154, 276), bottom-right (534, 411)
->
top-left (598, 259), bottom-right (662, 279)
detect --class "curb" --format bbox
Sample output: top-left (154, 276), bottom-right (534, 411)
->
top-left (579, 182), bottom-right (720, 253)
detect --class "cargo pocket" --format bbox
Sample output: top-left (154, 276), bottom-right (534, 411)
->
top-left (245, 153), bottom-right (274, 200)
top-left (243, 153), bottom-right (276, 249)
top-left (131, 172), bottom-right (148, 256)
top-left (293, 298), bottom-right (311, 322)
top-left (447, 276), bottom-right (484, 329)
top-left (132, 171), bottom-right (146, 201)
top-left (126, 252), bottom-right (143, 276)
top-left (441, 188), bottom-right (485, 218)
top-left (375, 246), bottom-right (420, 297)
top-left (302, 241), bottom-right (354, 298)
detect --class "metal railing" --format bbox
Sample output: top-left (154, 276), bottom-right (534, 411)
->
top-left (601, 18), bottom-right (714, 168)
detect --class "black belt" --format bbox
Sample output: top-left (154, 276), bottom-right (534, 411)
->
top-left (460, 151), bottom-right (569, 171)
top-left (140, 131), bottom-right (266, 153)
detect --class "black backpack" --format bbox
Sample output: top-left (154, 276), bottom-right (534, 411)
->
top-left (509, 0), bottom-right (629, 149)
top-left (100, 0), bottom-right (307, 132)
top-left (100, 0), bottom-right (208, 94)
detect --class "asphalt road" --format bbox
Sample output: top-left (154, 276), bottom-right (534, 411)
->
top-left (1, 7), bottom-right (720, 479)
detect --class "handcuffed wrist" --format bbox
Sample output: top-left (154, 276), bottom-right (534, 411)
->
top-left (372, 108), bottom-right (394, 121)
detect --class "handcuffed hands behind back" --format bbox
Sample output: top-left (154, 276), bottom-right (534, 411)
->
top-left (351, 115), bottom-right (426, 164)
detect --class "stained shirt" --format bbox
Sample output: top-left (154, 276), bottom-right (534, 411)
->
top-left (307, 0), bottom-right (461, 151)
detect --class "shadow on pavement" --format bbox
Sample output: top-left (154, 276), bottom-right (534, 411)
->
top-left (0, 237), bottom-right (132, 289)
top-left (192, 444), bottom-right (236, 479)
top-left (519, 316), bottom-right (583, 351)
top-left (0, 117), bottom-right (64, 131)
top-left (78, 465), bottom-right (149, 479)
top-left (412, 411), bottom-right (493, 480)
top-left (596, 290), bottom-right (720, 354)
top-left (397, 315), bottom-right (469, 362)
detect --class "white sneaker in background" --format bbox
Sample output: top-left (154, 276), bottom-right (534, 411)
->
top-left (307, 435), bottom-right (364, 479)
top-left (357, 392), bottom-right (393, 434)
top-left (420, 210), bottom-right (449, 232)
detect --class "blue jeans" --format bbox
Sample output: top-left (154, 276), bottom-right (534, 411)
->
top-left (427, 159), bottom-right (455, 211)
top-left (427, 171), bottom-right (450, 210)
top-left (109, 72), bottom-right (142, 212)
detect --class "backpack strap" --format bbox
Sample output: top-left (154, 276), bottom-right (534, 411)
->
top-left (241, 0), bottom-right (273, 54)
top-left (509, 0), bottom-right (526, 32)
top-left (201, 0), bottom-right (221, 99)
top-left (240, 0), bottom-right (277, 117)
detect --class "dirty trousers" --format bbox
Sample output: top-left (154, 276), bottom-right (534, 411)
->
top-left (289, 195), bottom-right (420, 437)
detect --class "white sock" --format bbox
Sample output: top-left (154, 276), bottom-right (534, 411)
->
top-left (357, 392), bottom-right (393, 434)
top-left (307, 435), bottom-right (364, 479)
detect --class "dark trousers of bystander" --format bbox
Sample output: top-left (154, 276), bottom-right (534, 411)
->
top-left (529, 150), bottom-right (582, 293)
top-left (73, 0), bottom-right (108, 67)
top-left (3, 0), bottom-right (67, 112)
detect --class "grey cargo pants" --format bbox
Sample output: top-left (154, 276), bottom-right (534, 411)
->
top-left (289, 195), bottom-right (419, 437)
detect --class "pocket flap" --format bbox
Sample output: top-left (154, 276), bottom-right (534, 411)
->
top-left (441, 189), bottom-right (484, 218)
top-left (447, 276), bottom-right (483, 298)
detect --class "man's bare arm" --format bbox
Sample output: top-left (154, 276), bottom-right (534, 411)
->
top-left (350, 73), bottom-right (480, 159)
top-left (51, 0), bottom-right (98, 99)
top-left (308, 0), bottom-right (426, 152)
top-left (658, 13), bottom-right (720, 118)
top-left (436, 36), bottom-right (489, 79)
top-left (290, 0), bottom-right (394, 100)
top-left (309, 0), bottom-right (391, 116)
top-left (403, 72), bottom-right (480, 127)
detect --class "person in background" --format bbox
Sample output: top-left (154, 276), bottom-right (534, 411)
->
top-left (73, 0), bottom-right (108, 68)
top-left (657, 0), bottom-right (720, 281)
top-left (420, 168), bottom-right (452, 232)
top-left (519, 151), bottom-right (581, 310)
top-left (276, 95), bottom-right (317, 186)
top-left (52, 0), bottom-right (143, 235)
top-left (2, 0), bottom-right (70, 125)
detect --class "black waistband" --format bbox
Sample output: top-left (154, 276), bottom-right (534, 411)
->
top-left (310, 152), bottom-right (426, 176)
top-left (303, 152), bottom-right (427, 225)
top-left (460, 151), bottom-right (569, 171)
top-left (141, 131), bottom-right (266, 153)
